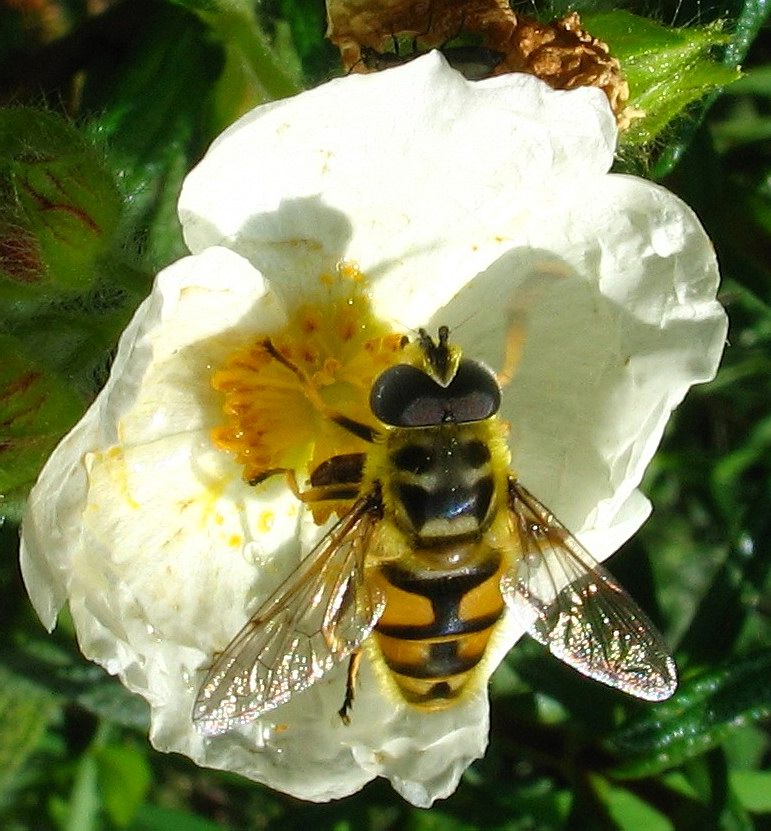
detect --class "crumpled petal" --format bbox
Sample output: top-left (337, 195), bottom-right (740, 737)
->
top-left (180, 50), bottom-right (725, 554)
top-left (21, 53), bottom-right (726, 807)
top-left (179, 51), bottom-right (616, 328)
top-left (20, 244), bottom-right (490, 806)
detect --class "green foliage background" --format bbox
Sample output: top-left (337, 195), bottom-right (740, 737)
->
top-left (0, 0), bottom-right (770, 828)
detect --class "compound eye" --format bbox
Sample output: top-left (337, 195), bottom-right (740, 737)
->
top-left (370, 360), bottom-right (501, 427)
top-left (370, 365), bottom-right (441, 426)
top-left (447, 360), bottom-right (501, 423)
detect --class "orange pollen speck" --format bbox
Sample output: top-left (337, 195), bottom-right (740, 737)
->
top-left (210, 271), bottom-right (405, 495)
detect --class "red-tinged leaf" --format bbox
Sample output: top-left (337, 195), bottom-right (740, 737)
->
top-left (0, 334), bottom-right (85, 515)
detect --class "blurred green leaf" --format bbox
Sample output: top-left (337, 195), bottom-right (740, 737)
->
top-left (268, 0), bottom-right (339, 83)
top-left (712, 412), bottom-right (771, 523)
top-left (722, 64), bottom-right (771, 96)
top-left (82, 3), bottom-right (224, 271)
top-left (94, 743), bottom-right (151, 827)
top-left (172, 0), bottom-right (303, 109)
top-left (1, 638), bottom-right (150, 732)
top-left (132, 804), bottom-right (227, 831)
top-left (64, 750), bottom-right (99, 831)
top-left (592, 776), bottom-right (674, 831)
top-left (606, 651), bottom-right (771, 778)
top-left (406, 810), bottom-right (471, 831)
top-left (729, 770), bottom-right (771, 813)
top-left (0, 334), bottom-right (84, 518)
top-left (0, 108), bottom-right (122, 299)
top-left (0, 666), bottom-right (59, 804)
top-left (722, 725), bottom-right (769, 773)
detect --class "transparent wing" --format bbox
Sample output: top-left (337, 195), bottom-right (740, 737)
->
top-left (500, 479), bottom-right (677, 701)
top-left (193, 493), bottom-right (385, 736)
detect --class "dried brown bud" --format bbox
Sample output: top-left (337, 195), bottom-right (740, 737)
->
top-left (326, 0), bottom-right (631, 127)
top-left (326, 0), bottom-right (517, 70)
top-left (497, 13), bottom-right (630, 127)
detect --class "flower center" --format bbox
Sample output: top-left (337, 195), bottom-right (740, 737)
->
top-left (211, 262), bottom-right (404, 510)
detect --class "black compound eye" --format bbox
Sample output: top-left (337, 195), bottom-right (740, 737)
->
top-left (447, 361), bottom-right (501, 423)
top-left (370, 365), bottom-right (438, 426)
top-left (370, 360), bottom-right (501, 427)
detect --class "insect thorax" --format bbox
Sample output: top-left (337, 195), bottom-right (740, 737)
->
top-left (378, 418), bottom-right (509, 546)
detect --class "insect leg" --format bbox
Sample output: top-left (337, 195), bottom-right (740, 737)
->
top-left (249, 467), bottom-right (363, 505)
top-left (263, 338), bottom-right (382, 443)
top-left (338, 649), bottom-right (363, 725)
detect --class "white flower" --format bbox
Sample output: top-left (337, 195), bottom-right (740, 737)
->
top-left (20, 53), bottom-right (726, 808)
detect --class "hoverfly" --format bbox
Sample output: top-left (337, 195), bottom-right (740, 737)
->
top-left (194, 327), bottom-right (677, 735)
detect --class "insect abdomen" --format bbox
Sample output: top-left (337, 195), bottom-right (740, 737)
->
top-left (370, 543), bottom-right (506, 707)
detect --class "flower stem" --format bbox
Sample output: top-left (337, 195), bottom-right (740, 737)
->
top-left (200, 1), bottom-right (305, 103)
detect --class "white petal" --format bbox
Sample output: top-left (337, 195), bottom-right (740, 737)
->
top-left (421, 170), bottom-right (726, 560)
top-left (22, 240), bottom-right (490, 804)
top-left (21, 249), bottom-right (292, 628)
top-left (21, 57), bottom-right (727, 809)
top-left (179, 52), bottom-right (616, 326)
top-left (21, 245), bottom-right (295, 663)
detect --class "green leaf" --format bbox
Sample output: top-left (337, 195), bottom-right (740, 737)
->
top-left (64, 750), bottom-right (99, 831)
top-left (605, 651), bottom-right (771, 778)
top-left (0, 665), bottom-right (60, 803)
top-left (0, 108), bottom-right (122, 297)
top-left (131, 804), bottom-right (227, 831)
top-left (176, 0), bottom-right (304, 103)
top-left (648, 0), bottom-right (771, 175)
top-left (729, 770), bottom-right (771, 814)
top-left (2, 638), bottom-right (150, 732)
top-left (0, 334), bottom-right (84, 518)
top-left (592, 777), bottom-right (674, 831)
top-left (584, 11), bottom-right (740, 147)
top-left (94, 743), bottom-right (151, 827)
top-left (82, 3), bottom-right (224, 270)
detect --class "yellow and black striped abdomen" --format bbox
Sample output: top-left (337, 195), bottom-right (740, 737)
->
top-left (370, 541), bottom-right (506, 707)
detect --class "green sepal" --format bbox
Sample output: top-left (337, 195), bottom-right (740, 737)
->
top-left (0, 333), bottom-right (85, 519)
top-left (584, 11), bottom-right (740, 146)
top-left (604, 651), bottom-right (771, 779)
top-left (0, 108), bottom-right (122, 297)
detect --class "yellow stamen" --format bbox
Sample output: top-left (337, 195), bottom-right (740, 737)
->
top-left (211, 264), bottom-right (404, 519)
